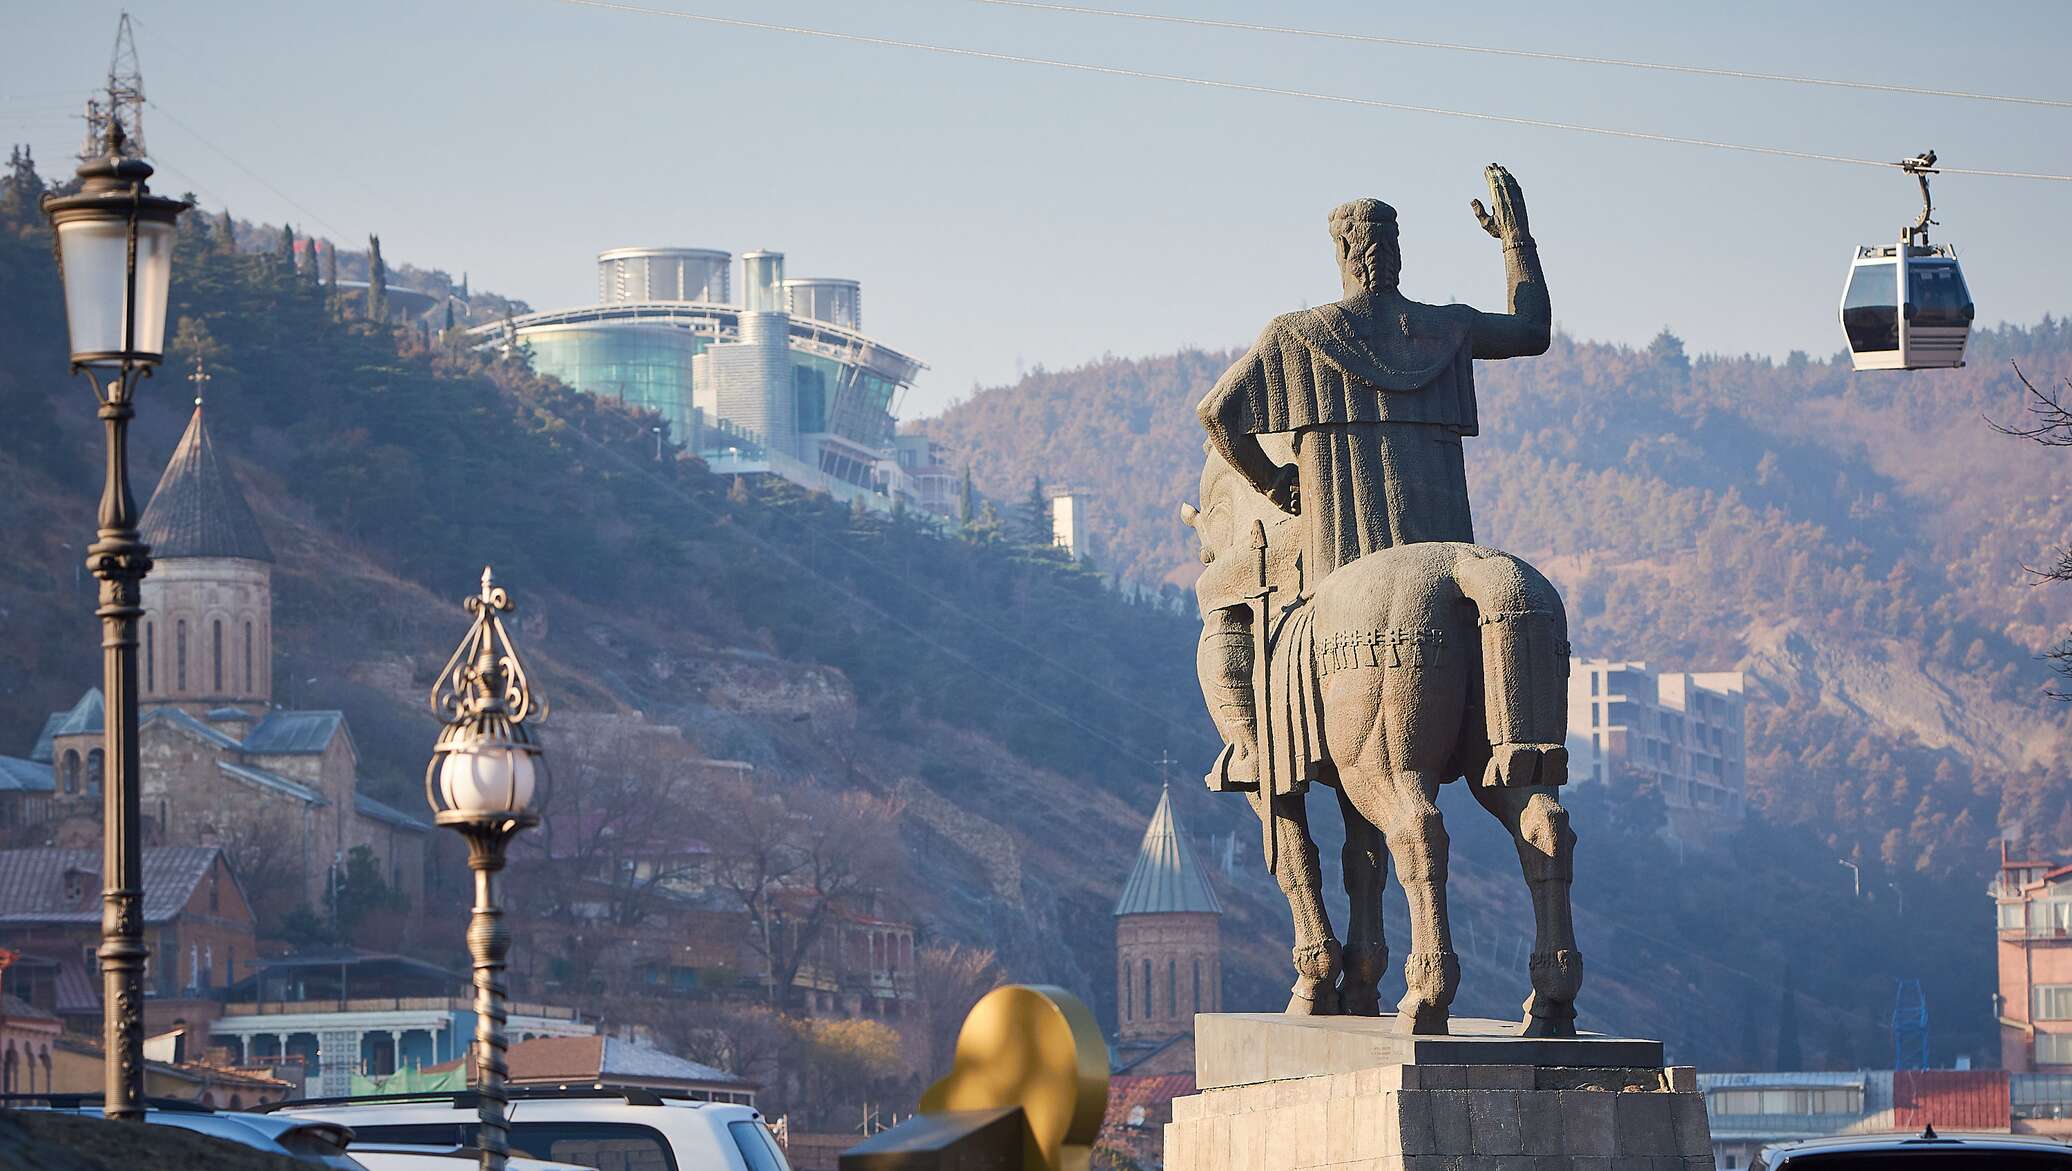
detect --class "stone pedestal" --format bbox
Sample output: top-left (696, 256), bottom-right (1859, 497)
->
top-left (1164, 1015), bottom-right (1712, 1171)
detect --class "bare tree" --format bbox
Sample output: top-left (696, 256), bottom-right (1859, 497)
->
top-left (913, 942), bottom-right (1003, 1074)
top-left (1994, 364), bottom-right (2072, 694)
top-left (206, 808), bottom-right (307, 931)
top-left (706, 781), bottom-right (904, 1009)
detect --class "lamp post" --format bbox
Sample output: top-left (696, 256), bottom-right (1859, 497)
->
top-left (426, 568), bottom-right (547, 1171)
top-left (41, 120), bottom-right (188, 1122)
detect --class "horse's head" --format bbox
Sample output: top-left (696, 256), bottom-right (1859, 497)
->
top-left (1181, 434), bottom-right (1303, 615)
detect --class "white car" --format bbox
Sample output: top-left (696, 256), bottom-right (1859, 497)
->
top-left (349, 1142), bottom-right (592, 1171)
top-left (268, 1085), bottom-right (793, 1171)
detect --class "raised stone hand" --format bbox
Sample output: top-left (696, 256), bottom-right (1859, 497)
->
top-left (1470, 163), bottom-right (1531, 243)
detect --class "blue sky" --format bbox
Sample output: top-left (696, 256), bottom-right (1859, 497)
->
top-left (5, 1), bottom-right (2068, 416)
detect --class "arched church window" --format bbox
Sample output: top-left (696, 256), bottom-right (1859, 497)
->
top-left (86, 750), bottom-right (102, 796)
top-left (1193, 958), bottom-right (1202, 1014)
top-left (176, 620), bottom-right (188, 690)
top-left (1142, 959), bottom-right (1152, 1018)
top-left (60, 751), bottom-right (79, 795)
top-left (144, 622), bottom-right (154, 692)
top-left (1168, 959), bottom-right (1177, 1018)
top-left (244, 620), bottom-right (254, 692)
top-left (1123, 959), bottom-right (1132, 1021)
top-left (212, 620), bottom-right (223, 692)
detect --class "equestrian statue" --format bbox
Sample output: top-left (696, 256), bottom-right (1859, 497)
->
top-left (1182, 166), bottom-right (1581, 1037)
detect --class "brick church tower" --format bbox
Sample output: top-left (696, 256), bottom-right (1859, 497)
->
top-left (1113, 784), bottom-right (1222, 1069)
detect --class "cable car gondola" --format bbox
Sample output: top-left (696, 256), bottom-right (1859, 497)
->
top-left (1840, 150), bottom-right (1974, 370)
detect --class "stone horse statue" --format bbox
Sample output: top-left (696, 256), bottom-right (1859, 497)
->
top-left (1182, 435), bottom-right (1583, 1036)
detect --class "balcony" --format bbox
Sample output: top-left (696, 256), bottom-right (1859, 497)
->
top-left (222, 996), bottom-right (579, 1019)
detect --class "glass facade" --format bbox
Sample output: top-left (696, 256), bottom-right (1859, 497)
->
top-left (522, 323), bottom-right (708, 443)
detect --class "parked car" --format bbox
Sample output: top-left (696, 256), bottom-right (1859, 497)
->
top-left (3, 1095), bottom-right (363, 1168)
top-left (267, 1085), bottom-right (792, 1171)
top-left (347, 1142), bottom-right (591, 1171)
top-left (1757, 1128), bottom-right (2072, 1171)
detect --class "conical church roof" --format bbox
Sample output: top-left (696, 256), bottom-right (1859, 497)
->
top-left (1113, 784), bottom-right (1222, 916)
top-left (138, 404), bottom-right (271, 562)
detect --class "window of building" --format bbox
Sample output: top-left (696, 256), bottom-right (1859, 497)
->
top-left (1168, 959), bottom-right (1177, 1018)
top-left (176, 619), bottom-right (188, 690)
top-left (2041, 1033), bottom-right (2072, 1066)
top-left (1708, 1088), bottom-right (1861, 1115)
top-left (60, 751), bottom-right (78, 796)
top-left (1193, 959), bottom-right (1202, 1014)
top-left (212, 619), bottom-right (223, 692)
top-left (1123, 961), bottom-right (1132, 1021)
top-left (2014, 1073), bottom-right (2072, 1120)
top-left (145, 622), bottom-right (154, 692)
top-left (1142, 959), bottom-right (1152, 1018)
top-left (244, 621), bottom-right (254, 692)
top-left (2036, 986), bottom-right (2072, 1021)
top-left (86, 750), bottom-right (102, 796)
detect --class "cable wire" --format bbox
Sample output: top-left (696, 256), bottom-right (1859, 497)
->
top-left (145, 99), bottom-right (352, 240)
top-left (548, 0), bottom-right (2072, 182)
top-left (975, 0), bottom-right (2072, 111)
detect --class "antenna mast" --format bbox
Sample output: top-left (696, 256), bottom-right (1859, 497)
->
top-left (81, 12), bottom-right (147, 163)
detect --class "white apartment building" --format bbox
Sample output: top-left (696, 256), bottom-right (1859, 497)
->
top-left (1567, 659), bottom-right (1748, 831)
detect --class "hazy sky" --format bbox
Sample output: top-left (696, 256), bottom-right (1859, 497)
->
top-left (5, 1), bottom-right (2068, 417)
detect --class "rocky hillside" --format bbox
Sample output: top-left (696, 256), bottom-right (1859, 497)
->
top-left (919, 321), bottom-right (2072, 1064)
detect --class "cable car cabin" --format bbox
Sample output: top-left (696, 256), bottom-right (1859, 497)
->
top-left (1839, 243), bottom-right (1973, 370)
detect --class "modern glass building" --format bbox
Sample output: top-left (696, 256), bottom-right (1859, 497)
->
top-left (479, 247), bottom-right (925, 508)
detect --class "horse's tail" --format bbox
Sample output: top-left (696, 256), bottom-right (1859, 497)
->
top-left (1454, 550), bottom-right (1571, 788)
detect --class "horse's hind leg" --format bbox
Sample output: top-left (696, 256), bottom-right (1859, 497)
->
top-left (1340, 767), bottom-right (1458, 1035)
top-left (1333, 784), bottom-right (1387, 1017)
top-left (1471, 782), bottom-right (1583, 1037)
top-left (1269, 791), bottom-right (1342, 1015)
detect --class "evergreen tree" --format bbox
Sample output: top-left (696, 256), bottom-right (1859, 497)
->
top-left (442, 297), bottom-right (455, 334)
top-left (1022, 477), bottom-right (1049, 546)
top-left (1775, 963), bottom-right (1803, 1070)
top-left (367, 233), bottom-right (388, 323)
top-left (957, 465), bottom-right (975, 527)
top-left (1, 145), bottom-right (45, 218)
top-left (216, 208), bottom-right (237, 254)
top-left (459, 272), bottom-right (469, 301)
top-left (278, 222), bottom-right (295, 265)
top-left (306, 237), bottom-right (324, 289)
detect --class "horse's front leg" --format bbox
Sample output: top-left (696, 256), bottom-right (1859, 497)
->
top-left (1266, 790), bottom-right (1342, 1015)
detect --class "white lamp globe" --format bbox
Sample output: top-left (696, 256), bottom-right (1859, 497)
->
top-left (438, 743), bottom-right (537, 816)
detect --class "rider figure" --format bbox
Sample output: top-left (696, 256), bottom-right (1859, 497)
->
top-left (1195, 167), bottom-right (1551, 783)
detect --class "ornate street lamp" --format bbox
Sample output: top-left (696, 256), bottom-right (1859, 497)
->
top-left (41, 119), bottom-right (188, 1123)
top-left (426, 568), bottom-right (547, 1171)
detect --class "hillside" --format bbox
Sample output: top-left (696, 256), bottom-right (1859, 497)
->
top-left (920, 321), bottom-right (2072, 1063)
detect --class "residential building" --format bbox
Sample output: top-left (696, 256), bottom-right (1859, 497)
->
top-left (1993, 847), bottom-right (2072, 1074)
top-left (1049, 489), bottom-right (1090, 560)
top-left (29, 403), bottom-right (431, 909)
top-left (476, 246), bottom-right (925, 510)
top-left (211, 947), bottom-right (592, 1098)
top-left (1113, 784), bottom-right (1222, 1076)
top-left (884, 433), bottom-right (960, 519)
top-left (0, 756), bottom-right (53, 830)
top-left (1567, 658), bottom-right (1747, 834)
top-left (48, 1032), bottom-right (292, 1109)
top-left (0, 846), bottom-right (256, 1039)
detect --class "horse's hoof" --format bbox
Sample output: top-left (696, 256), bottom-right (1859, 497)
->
top-left (1394, 1004), bottom-right (1450, 1035)
top-left (1520, 1001), bottom-right (1578, 1037)
top-left (1338, 987), bottom-right (1382, 1017)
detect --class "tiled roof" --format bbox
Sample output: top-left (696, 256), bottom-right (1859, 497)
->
top-left (1, 993), bottom-right (57, 1022)
top-left (217, 761), bottom-right (325, 804)
top-left (54, 958), bottom-right (99, 1015)
top-left (146, 707), bottom-right (244, 751)
top-left (33, 690), bottom-right (104, 761)
top-left (355, 792), bottom-right (432, 832)
top-left (505, 1035), bottom-right (748, 1088)
top-left (1101, 1072), bottom-right (1196, 1132)
top-left (137, 404), bottom-right (272, 562)
top-left (1114, 785), bottom-right (1222, 916)
top-left (243, 711), bottom-right (345, 755)
top-left (0, 756), bottom-right (54, 794)
top-left (0, 846), bottom-right (220, 924)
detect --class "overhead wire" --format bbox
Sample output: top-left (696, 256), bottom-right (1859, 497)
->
top-left (144, 99), bottom-right (353, 241)
top-left (547, 0), bottom-right (2072, 183)
top-left (974, 0), bottom-right (2072, 112)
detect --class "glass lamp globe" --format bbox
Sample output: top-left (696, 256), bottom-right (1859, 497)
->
top-left (42, 151), bottom-right (187, 368)
top-left (437, 739), bottom-right (538, 817)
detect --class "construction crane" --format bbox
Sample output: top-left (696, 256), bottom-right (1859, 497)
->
top-left (80, 11), bottom-right (148, 163)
